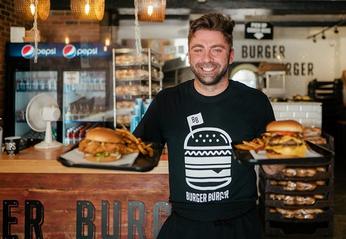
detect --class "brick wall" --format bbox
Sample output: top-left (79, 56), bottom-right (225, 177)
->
top-left (39, 10), bottom-right (102, 43)
top-left (0, 0), bottom-right (27, 125)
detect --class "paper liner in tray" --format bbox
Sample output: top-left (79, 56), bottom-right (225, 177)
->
top-left (59, 143), bottom-right (162, 172)
top-left (233, 141), bottom-right (334, 165)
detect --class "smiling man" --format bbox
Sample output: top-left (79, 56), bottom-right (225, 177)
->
top-left (189, 27), bottom-right (234, 95)
top-left (189, 30), bottom-right (233, 96)
top-left (134, 13), bottom-right (280, 239)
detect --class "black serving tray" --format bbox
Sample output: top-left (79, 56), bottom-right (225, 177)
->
top-left (233, 141), bottom-right (334, 165)
top-left (58, 143), bottom-right (163, 172)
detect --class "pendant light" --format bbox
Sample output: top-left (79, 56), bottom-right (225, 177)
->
top-left (137, 0), bottom-right (166, 22)
top-left (70, 0), bottom-right (105, 21)
top-left (14, 0), bottom-right (50, 21)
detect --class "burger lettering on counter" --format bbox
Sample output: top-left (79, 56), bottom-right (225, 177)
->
top-left (234, 120), bottom-right (332, 165)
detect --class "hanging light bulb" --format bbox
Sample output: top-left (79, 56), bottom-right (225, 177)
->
top-left (104, 37), bottom-right (110, 51)
top-left (65, 36), bottom-right (70, 44)
top-left (29, 2), bottom-right (36, 16)
top-left (321, 32), bottom-right (326, 40)
top-left (105, 38), bottom-right (110, 46)
top-left (15, 0), bottom-right (50, 21)
top-left (137, 0), bottom-right (166, 22)
top-left (334, 26), bottom-right (339, 34)
top-left (147, 4), bottom-right (154, 16)
top-left (71, 0), bottom-right (105, 21)
top-left (84, 1), bottom-right (90, 15)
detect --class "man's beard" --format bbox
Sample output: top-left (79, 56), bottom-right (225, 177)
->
top-left (190, 61), bottom-right (229, 86)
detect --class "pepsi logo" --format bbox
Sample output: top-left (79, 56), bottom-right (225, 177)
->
top-left (21, 45), bottom-right (35, 59)
top-left (63, 44), bottom-right (77, 59)
top-left (20, 45), bottom-right (56, 58)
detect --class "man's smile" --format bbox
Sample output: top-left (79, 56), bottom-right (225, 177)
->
top-left (201, 66), bottom-right (216, 72)
top-left (198, 63), bottom-right (219, 73)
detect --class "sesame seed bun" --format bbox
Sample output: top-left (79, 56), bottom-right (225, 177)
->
top-left (85, 127), bottom-right (123, 144)
top-left (266, 120), bottom-right (304, 133)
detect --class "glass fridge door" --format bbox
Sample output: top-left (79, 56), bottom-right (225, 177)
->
top-left (15, 71), bottom-right (58, 139)
top-left (62, 70), bottom-right (111, 144)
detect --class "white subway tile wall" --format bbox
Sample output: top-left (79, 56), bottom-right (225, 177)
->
top-left (271, 102), bottom-right (322, 128)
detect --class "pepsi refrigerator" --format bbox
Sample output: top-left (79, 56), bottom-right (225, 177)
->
top-left (4, 42), bottom-right (114, 146)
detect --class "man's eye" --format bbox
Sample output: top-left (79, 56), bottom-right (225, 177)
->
top-left (193, 48), bottom-right (203, 53)
top-left (211, 48), bottom-right (223, 54)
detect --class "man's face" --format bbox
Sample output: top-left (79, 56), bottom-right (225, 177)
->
top-left (188, 29), bottom-right (234, 86)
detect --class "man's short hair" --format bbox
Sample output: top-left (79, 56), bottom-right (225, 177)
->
top-left (188, 13), bottom-right (235, 48)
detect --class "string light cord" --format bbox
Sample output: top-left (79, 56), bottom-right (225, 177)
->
top-left (27, 0), bottom-right (39, 63)
top-left (134, 0), bottom-right (143, 56)
top-left (307, 19), bottom-right (345, 42)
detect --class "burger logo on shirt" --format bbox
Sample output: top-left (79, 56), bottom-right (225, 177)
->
top-left (184, 127), bottom-right (233, 191)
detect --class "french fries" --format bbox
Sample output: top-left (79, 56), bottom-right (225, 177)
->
top-left (115, 129), bottom-right (154, 157)
top-left (235, 137), bottom-right (265, 152)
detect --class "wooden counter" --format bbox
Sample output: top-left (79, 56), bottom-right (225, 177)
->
top-left (0, 146), bottom-right (169, 174)
top-left (0, 147), bottom-right (169, 239)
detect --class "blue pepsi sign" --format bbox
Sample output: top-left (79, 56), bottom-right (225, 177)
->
top-left (7, 43), bottom-right (111, 59)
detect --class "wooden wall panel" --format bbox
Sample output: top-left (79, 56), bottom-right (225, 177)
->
top-left (0, 172), bottom-right (170, 239)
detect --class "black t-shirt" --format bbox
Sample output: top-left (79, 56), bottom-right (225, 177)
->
top-left (134, 80), bottom-right (275, 221)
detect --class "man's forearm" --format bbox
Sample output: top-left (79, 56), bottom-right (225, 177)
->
top-left (261, 164), bottom-right (286, 175)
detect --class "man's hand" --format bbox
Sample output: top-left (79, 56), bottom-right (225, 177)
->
top-left (262, 164), bottom-right (286, 175)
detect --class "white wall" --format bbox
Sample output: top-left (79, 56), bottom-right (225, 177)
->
top-left (118, 20), bottom-right (346, 97)
top-left (234, 26), bottom-right (346, 96)
top-left (233, 38), bottom-right (337, 96)
top-left (118, 19), bottom-right (189, 40)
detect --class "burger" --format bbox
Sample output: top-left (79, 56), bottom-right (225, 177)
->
top-left (264, 120), bottom-right (307, 158)
top-left (78, 127), bottom-right (126, 162)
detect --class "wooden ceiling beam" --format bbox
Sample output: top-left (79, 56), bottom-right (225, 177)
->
top-left (50, 0), bottom-right (346, 14)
